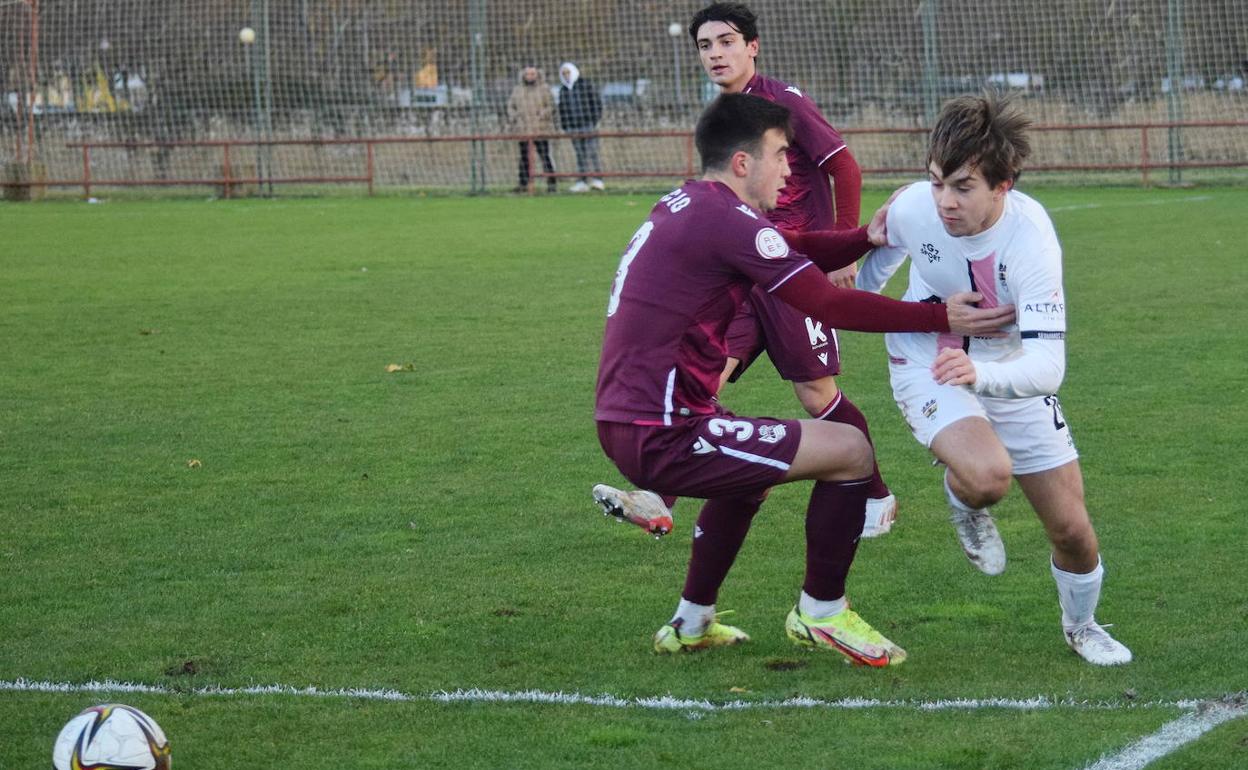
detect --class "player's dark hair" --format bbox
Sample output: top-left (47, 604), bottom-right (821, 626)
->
top-left (927, 90), bottom-right (1032, 188)
top-left (695, 93), bottom-right (791, 172)
top-left (689, 2), bottom-right (759, 43)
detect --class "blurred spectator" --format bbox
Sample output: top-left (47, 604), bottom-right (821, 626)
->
top-left (507, 66), bottom-right (557, 193)
top-left (558, 62), bottom-right (604, 192)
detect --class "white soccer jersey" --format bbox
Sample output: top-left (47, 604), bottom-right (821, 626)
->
top-left (857, 182), bottom-right (1067, 398)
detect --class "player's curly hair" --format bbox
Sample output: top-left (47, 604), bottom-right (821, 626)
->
top-left (689, 2), bottom-right (759, 43)
top-left (928, 90), bottom-right (1032, 188)
top-left (696, 93), bottom-right (791, 172)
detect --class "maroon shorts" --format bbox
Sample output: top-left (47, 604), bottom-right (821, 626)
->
top-left (725, 286), bottom-right (841, 383)
top-left (597, 413), bottom-right (803, 500)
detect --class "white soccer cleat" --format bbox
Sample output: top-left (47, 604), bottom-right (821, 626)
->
top-left (1065, 622), bottom-right (1133, 666)
top-left (592, 484), bottom-right (674, 539)
top-left (861, 494), bottom-right (897, 538)
top-left (950, 507), bottom-right (1006, 575)
top-left (589, 178), bottom-right (606, 191)
top-left (570, 180), bottom-right (590, 193)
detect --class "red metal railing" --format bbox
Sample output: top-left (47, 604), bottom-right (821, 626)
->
top-left (1, 121), bottom-right (1242, 198)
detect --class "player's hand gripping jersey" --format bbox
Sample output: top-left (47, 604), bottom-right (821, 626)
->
top-left (857, 182), bottom-right (1067, 399)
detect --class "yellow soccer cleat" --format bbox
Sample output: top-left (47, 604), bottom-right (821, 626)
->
top-left (785, 606), bottom-right (907, 667)
top-left (653, 613), bottom-right (750, 654)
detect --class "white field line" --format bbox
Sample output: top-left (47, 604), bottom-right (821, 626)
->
top-left (1082, 697), bottom-right (1248, 770)
top-left (1048, 194), bottom-right (1212, 213)
top-left (0, 678), bottom-right (1208, 713)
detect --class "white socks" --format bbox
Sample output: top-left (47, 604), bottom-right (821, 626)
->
top-left (799, 591), bottom-right (847, 620)
top-left (672, 598), bottom-right (715, 636)
top-left (944, 470), bottom-right (979, 513)
top-left (1051, 556), bottom-right (1104, 630)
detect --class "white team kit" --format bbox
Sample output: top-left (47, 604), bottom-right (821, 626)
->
top-left (858, 182), bottom-right (1076, 474)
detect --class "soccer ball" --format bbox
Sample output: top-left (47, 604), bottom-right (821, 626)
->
top-left (52, 704), bottom-right (171, 770)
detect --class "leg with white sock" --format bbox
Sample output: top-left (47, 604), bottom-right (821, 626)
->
top-left (1017, 461), bottom-right (1132, 665)
top-left (931, 417), bottom-right (1012, 575)
top-left (652, 493), bottom-right (762, 653)
top-left (782, 477), bottom-right (907, 666)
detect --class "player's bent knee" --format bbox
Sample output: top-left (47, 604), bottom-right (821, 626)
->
top-left (788, 421), bottom-right (872, 482)
top-left (957, 463), bottom-right (1012, 508)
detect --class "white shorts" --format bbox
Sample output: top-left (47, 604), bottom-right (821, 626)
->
top-left (889, 362), bottom-right (1078, 475)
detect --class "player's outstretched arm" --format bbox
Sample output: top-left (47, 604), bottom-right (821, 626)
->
top-left (772, 268), bottom-right (1014, 336)
top-left (780, 226), bottom-right (872, 272)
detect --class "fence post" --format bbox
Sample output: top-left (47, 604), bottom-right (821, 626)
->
top-left (468, 0), bottom-right (487, 194)
top-left (1140, 126), bottom-right (1150, 186)
top-left (366, 141), bottom-right (375, 196)
top-left (82, 145), bottom-right (91, 200)
top-left (223, 143), bottom-right (233, 199)
top-left (921, 0), bottom-right (939, 126)
top-left (1165, 0), bottom-right (1185, 184)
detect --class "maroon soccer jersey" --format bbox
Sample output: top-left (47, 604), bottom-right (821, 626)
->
top-left (743, 73), bottom-right (846, 232)
top-left (594, 180), bottom-right (817, 425)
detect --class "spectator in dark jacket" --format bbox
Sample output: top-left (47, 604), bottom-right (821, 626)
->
top-left (558, 62), bottom-right (604, 192)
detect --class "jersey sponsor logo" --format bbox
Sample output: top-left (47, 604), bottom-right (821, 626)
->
top-left (1023, 302), bottom-right (1064, 314)
top-left (817, 352), bottom-right (829, 365)
top-left (1022, 330), bottom-right (1066, 340)
top-left (692, 437), bottom-right (717, 455)
top-left (735, 204), bottom-right (758, 220)
top-left (804, 317), bottom-right (828, 348)
top-left (755, 227), bottom-right (789, 260)
top-left (921, 242), bottom-right (941, 263)
top-left (758, 424), bottom-right (787, 444)
top-left (694, 525), bottom-right (705, 539)
top-left (784, 86), bottom-right (803, 97)
top-left (889, 355), bottom-right (908, 365)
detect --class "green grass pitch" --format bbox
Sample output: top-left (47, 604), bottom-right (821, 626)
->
top-left (1, 187), bottom-right (1245, 768)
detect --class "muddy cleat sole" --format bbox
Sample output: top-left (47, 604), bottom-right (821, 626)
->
top-left (950, 507), bottom-right (1006, 575)
top-left (862, 494), bottom-right (897, 538)
top-left (785, 606), bottom-right (906, 667)
top-left (1065, 622), bottom-right (1132, 666)
top-left (592, 484), bottom-right (674, 539)
top-left (653, 614), bottom-right (750, 654)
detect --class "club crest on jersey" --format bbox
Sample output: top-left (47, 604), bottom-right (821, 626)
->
top-left (998, 262), bottom-right (1008, 285)
top-left (922, 399), bottom-right (938, 419)
top-left (755, 228), bottom-right (789, 259)
top-left (921, 243), bottom-right (941, 263)
top-left (758, 424), bottom-right (787, 444)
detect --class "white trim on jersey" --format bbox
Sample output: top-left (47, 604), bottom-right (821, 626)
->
top-left (662, 367), bottom-right (676, 426)
top-left (766, 260), bottom-right (816, 293)
top-left (816, 144), bottom-right (847, 166)
top-left (717, 443), bottom-right (791, 472)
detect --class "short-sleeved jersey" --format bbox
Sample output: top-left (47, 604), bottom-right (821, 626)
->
top-left (743, 73), bottom-right (846, 232)
top-left (858, 182), bottom-right (1066, 369)
top-left (595, 180), bottom-right (818, 425)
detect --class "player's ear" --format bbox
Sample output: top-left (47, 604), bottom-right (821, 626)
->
top-left (730, 149), bottom-right (752, 178)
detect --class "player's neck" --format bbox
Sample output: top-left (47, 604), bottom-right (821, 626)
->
top-left (701, 172), bottom-right (751, 208)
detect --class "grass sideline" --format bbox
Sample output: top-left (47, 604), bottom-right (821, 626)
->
top-left (1, 188), bottom-right (1245, 768)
